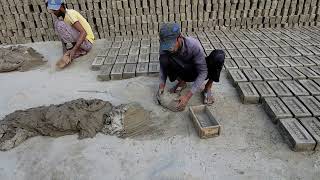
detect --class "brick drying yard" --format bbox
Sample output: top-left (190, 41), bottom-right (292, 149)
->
top-left (1, 0), bottom-right (320, 179)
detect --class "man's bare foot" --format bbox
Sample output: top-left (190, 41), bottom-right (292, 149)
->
top-left (170, 81), bottom-right (187, 93)
top-left (202, 91), bottom-right (215, 105)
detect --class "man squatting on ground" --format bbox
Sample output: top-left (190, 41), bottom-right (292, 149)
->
top-left (158, 23), bottom-right (225, 110)
top-left (46, 0), bottom-right (94, 68)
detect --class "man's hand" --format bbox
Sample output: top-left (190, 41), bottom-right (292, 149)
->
top-left (66, 49), bottom-right (76, 60)
top-left (176, 91), bottom-right (193, 111)
top-left (158, 83), bottom-right (165, 95)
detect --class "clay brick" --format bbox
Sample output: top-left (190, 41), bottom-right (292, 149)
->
top-left (299, 117), bottom-right (320, 150)
top-left (298, 96), bottom-right (320, 117)
top-left (251, 48), bottom-right (267, 58)
top-left (270, 57), bottom-right (290, 67)
top-left (118, 47), bottom-right (130, 56)
top-left (138, 53), bottom-right (149, 63)
top-left (111, 64), bottom-right (125, 80)
top-left (299, 80), bottom-right (320, 96)
top-left (264, 40), bottom-right (280, 48)
top-left (282, 46), bottom-right (301, 56)
top-left (282, 67), bottom-right (306, 80)
top-left (136, 63), bottom-right (149, 76)
top-left (306, 46), bottom-right (320, 55)
top-left (256, 68), bottom-right (278, 81)
top-left (202, 44), bottom-right (214, 51)
top-left (224, 59), bottom-right (238, 69)
top-left (269, 68), bottom-right (292, 80)
top-left (275, 40), bottom-right (290, 47)
top-left (294, 46), bottom-right (314, 56)
top-left (97, 48), bottom-right (110, 57)
top-left (294, 56), bottom-right (316, 67)
top-left (244, 41), bottom-right (258, 49)
top-left (296, 67), bottom-right (320, 79)
top-left (148, 62), bottom-right (160, 74)
top-left (112, 41), bottom-right (122, 48)
top-left (281, 97), bottom-right (312, 118)
top-left (243, 69), bottom-right (263, 81)
top-left (268, 81), bottom-right (293, 97)
top-left (315, 79), bottom-right (320, 86)
top-left (260, 48), bottom-right (279, 57)
top-left (238, 48), bottom-right (255, 58)
top-left (108, 48), bottom-right (120, 57)
top-left (227, 69), bottom-right (248, 86)
top-left (233, 58), bottom-right (251, 69)
top-left (91, 57), bottom-right (105, 71)
top-left (127, 55), bottom-right (138, 64)
top-left (278, 118), bottom-right (316, 151)
top-left (253, 82), bottom-right (276, 101)
top-left (222, 41), bottom-right (236, 49)
top-left (212, 42), bottom-right (225, 49)
top-left (228, 49), bottom-right (243, 58)
top-left (282, 57), bottom-right (303, 67)
top-left (283, 80), bottom-right (310, 96)
top-left (123, 64), bottom-right (137, 79)
top-left (307, 56), bottom-right (320, 65)
top-left (253, 40), bottom-right (269, 48)
top-left (272, 47), bottom-right (290, 57)
top-left (246, 58), bottom-right (265, 68)
top-left (309, 66), bottom-right (320, 77)
top-left (104, 56), bottom-right (117, 65)
top-left (263, 97), bottom-right (293, 123)
top-left (129, 46), bottom-right (140, 55)
top-left (150, 53), bottom-right (159, 62)
top-left (284, 39), bottom-right (302, 47)
top-left (97, 65), bottom-right (113, 81)
top-left (237, 82), bottom-right (260, 104)
top-left (233, 41), bottom-right (247, 49)
top-left (258, 57), bottom-right (277, 68)
top-left (115, 55), bottom-right (127, 64)
top-left (140, 47), bottom-right (150, 54)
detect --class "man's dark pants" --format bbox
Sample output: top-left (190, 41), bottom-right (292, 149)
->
top-left (160, 49), bottom-right (225, 83)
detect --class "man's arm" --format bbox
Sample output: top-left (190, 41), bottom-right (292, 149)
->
top-left (68, 21), bottom-right (87, 59)
top-left (190, 48), bottom-right (208, 94)
top-left (159, 54), bottom-right (169, 90)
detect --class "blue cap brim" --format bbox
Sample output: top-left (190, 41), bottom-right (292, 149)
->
top-left (160, 38), bottom-right (176, 51)
top-left (48, 4), bottom-right (61, 10)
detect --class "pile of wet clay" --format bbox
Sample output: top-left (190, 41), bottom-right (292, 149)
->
top-left (0, 45), bottom-right (46, 73)
top-left (0, 99), bottom-right (150, 151)
top-left (156, 92), bottom-right (184, 112)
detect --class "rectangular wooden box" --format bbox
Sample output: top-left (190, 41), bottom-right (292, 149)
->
top-left (189, 105), bottom-right (221, 139)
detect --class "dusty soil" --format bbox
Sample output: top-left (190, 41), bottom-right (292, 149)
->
top-left (0, 46), bottom-right (46, 73)
top-left (0, 40), bottom-right (319, 179)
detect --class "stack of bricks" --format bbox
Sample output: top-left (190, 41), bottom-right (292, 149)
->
top-left (219, 26), bottom-right (320, 152)
top-left (2, 0), bottom-right (320, 44)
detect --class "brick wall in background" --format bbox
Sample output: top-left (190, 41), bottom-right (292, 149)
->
top-left (1, 0), bottom-right (320, 44)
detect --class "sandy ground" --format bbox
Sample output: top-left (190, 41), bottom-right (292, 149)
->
top-left (0, 40), bottom-right (320, 180)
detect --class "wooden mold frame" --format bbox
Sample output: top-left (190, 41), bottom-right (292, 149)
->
top-left (189, 105), bottom-right (222, 139)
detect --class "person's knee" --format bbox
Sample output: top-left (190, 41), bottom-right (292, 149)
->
top-left (159, 54), bottom-right (170, 67)
top-left (207, 50), bottom-right (225, 65)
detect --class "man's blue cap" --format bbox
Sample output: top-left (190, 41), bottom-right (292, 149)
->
top-left (159, 23), bottom-right (181, 51)
top-left (47, 0), bottom-right (64, 10)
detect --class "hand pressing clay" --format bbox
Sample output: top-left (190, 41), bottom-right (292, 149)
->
top-left (156, 92), bottom-right (185, 112)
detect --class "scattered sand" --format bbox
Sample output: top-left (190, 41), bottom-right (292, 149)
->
top-left (0, 46), bottom-right (46, 73)
top-left (0, 99), bottom-right (150, 151)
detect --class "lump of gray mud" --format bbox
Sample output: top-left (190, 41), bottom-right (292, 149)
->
top-left (0, 45), bottom-right (46, 73)
top-left (0, 99), bottom-right (150, 151)
top-left (156, 92), bottom-right (183, 112)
